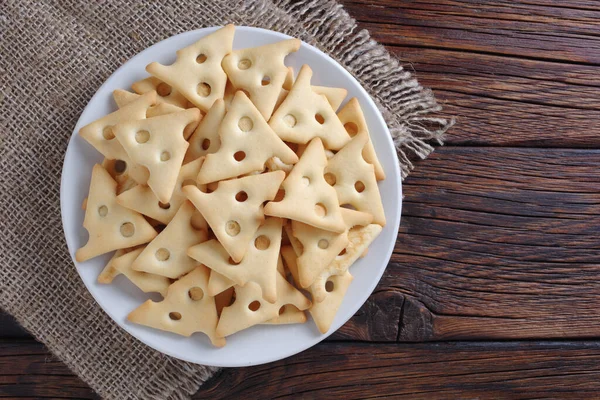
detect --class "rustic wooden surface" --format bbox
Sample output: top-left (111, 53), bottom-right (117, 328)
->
top-left (3, 0), bottom-right (600, 398)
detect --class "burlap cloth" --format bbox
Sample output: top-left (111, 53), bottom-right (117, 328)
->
top-left (0, 0), bottom-right (453, 398)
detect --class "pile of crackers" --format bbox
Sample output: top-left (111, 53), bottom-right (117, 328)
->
top-left (76, 25), bottom-right (386, 347)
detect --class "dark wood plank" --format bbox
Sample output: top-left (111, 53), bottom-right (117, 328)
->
top-left (391, 146), bottom-right (600, 340)
top-left (0, 340), bottom-right (99, 399)
top-left (199, 341), bottom-right (600, 399)
top-left (341, 0), bottom-right (600, 64)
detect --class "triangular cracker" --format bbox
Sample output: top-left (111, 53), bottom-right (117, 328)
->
top-left (222, 38), bottom-right (301, 120)
top-left (111, 247), bottom-right (171, 296)
top-left (197, 91), bottom-right (298, 184)
top-left (113, 89), bottom-right (142, 108)
top-left (132, 76), bottom-right (190, 109)
top-left (97, 249), bottom-right (128, 284)
top-left (269, 65), bottom-right (350, 150)
top-left (132, 201), bottom-right (207, 279)
top-left (324, 131), bottom-right (386, 226)
top-left (79, 91), bottom-right (157, 160)
top-left (311, 224), bottom-right (382, 302)
top-left (184, 171), bottom-right (285, 262)
top-left (264, 138), bottom-right (346, 233)
top-left (75, 164), bottom-right (157, 262)
top-left (128, 265), bottom-right (225, 347)
top-left (113, 108), bottom-right (201, 203)
top-left (312, 85), bottom-right (347, 112)
top-left (214, 286), bottom-right (235, 317)
top-left (216, 271), bottom-right (311, 337)
top-left (184, 99), bottom-right (226, 163)
top-left (291, 208), bottom-right (372, 288)
top-left (337, 98), bottom-right (385, 180)
top-left (187, 217), bottom-right (284, 303)
top-left (263, 305), bottom-right (307, 325)
top-left (208, 269), bottom-right (235, 297)
top-left (146, 25), bottom-right (235, 112)
top-left (117, 157), bottom-right (205, 225)
top-left (309, 271), bottom-right (353, 334)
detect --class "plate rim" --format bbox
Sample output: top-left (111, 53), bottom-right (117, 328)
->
top-left (60, 25), bottom-right (402, 367)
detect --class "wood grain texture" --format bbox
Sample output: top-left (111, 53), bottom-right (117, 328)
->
top-left (199, 341), bottom-right (600, 399)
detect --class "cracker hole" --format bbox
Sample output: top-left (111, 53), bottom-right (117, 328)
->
top-left (235, 191), bottom-right (248, 202)
top-left (248, 301), bottom-right (261, 312)
top-left (196, 54), bottom-right (207, 64)
top-left (169, 311), bottom-right (182, 321)
top-left (201, 138), bottom-right (210, 150)
top-left (102, 126), bottom-right (115, 140)
top-left (225, 220), bottom-right (241, 236)
top-left (158, 201), bottom-right (170, 209)
top-left (324, 172), bottom-right (336, 186)
top-left (156, 83), bottom-right (172, 97)
top-left (314, 203), bottom-right (327, 217)
top-left (254, 235), bottom-right (271, 250)
top-left (120, 222), bottom-right (135, 237)
top-left (98, 205), bottom-right (108, 217)
top-left (238, 116), bottom-right (253, 132)
top-left (278, 306), bottom-right (286, 315)
top-left (197, 82), bottom-right (211, 97)
top-left (160, 151), bottom-right (170, 162)
top-left (114, 160), bottom-right (127, 174)
top-left (283, 114), bottom-right (297, 127)
top-left (261, 76), bottom-right (271, 86)
top-left (301, 176), bottom-right (310, 186)
top-left (228, 256), bottom-right (240, 265)
top-left (273, 189), bottom-right (285, 202)
top-left (135, 130), bottom-right (150, 144)
top-left (238, 59), bottom-right (252, 70)
top-left (325, 280), bottom-right (334, 292)
top-left (315, 113), bottom-right (325, 124)
top-left (182, 179), bottom-right (197, 189)
top-left (188, 287), bottom-right (204, 301)
top-left (155, 248), bottom-right (170, 261)
top-left (318, 239), bottom-right (329, 249)
top-left (355, 181), bottom-right (365, 193)
top-left (344, 122), bottom-right (359, 136)
top-left (190, 212), bottom-right (205, 231)
top-left (233, 151), bottom-right (246, 162)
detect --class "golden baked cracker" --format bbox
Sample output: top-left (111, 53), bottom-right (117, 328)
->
top-left (146, 25), bottom-right (235, 112)
top-left (97, 249), bottom-right (128, 284)
top-left (324, 131), bottom-right (386, 226)
top-left (280, 245), bottom-right (300, 285)
top-left (128, 265), bottom-right (226, 347)
top-left (222, 79), bottom-right (236, 109)
top-left (214, 286), bottom-right (235, 317)
top-left (132, 201), bottom-right (207, 279)
top-left (311, 224), bottom-right (382, 302)
top-left (111, 247), bottom-right (172, 296)
top-left (208, 269), bottom-right (235, 297)
top-left (263, 305), bottom-right (307, 325)
top-left (185, 170), bottom-right (285, 262)
top-left (337, 97), bottom-right (385, 180)
top-left (187, 217), bottom-right (284, 303)
top-left (291, 208), bottom-right (372, 288)
top-left (132, 76), bottom-right (190, 109)
top-left (216, 270), bottom-right (311, 337)
top-left (112, 89), bottom-right (141, 108)
top-left (79, 91), bottom-right (157, 160)
top-left (116, 157), bottom-right (205, 225)
top-left (312, 85), bottom-right (348, 112)
top-left (269, 65), bottom-right (350, 150)
top-left (265, 155), bottom-right (294, 175)
top-left (264, 138), bottom-right (346, 233)
top-left (309, 271), bottom-right (353, 334)
top-left (75, 165), bottom-right (157, 262)
top-left (113, 108), bottom-right (201, 203)
top-left (184, 99), bottom-right (226, 163)
top-left (222, 38), bottom-right (301, 120)
top-left (197, 91), bottom-right (298, 184)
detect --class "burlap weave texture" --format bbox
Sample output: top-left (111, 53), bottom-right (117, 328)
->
top-left (0, 0), bottom-right (452, 398)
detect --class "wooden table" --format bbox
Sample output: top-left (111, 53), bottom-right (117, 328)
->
top-left (3, 1), bottom-right (600, 398)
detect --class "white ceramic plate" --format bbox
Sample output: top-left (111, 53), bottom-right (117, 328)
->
top-left (61, 26), bottom-right (402, 367)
